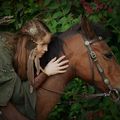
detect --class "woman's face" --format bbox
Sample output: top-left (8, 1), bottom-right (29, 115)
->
top-left (35, 33), bottom-right (51, 58)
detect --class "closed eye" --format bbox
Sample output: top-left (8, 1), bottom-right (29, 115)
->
top-left (104, 52), bottom-right (113, 59)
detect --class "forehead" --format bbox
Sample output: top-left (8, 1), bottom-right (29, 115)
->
top-left (93, 41), bottom-right (111, 52)
top-left (43, 36), bottom-right (51, 43)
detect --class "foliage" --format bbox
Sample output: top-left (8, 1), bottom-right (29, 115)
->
top-left (0, 0), bottom-right (120, 120)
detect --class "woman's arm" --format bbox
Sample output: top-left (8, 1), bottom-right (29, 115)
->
top-left (34, 72), bottom-right (48, 88)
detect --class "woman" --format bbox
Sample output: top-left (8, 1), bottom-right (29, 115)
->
top-left (0, 18), bottom-right (69, 120)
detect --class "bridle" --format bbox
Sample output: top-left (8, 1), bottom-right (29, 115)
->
top-left (83, 35), bottom-right (120, 102)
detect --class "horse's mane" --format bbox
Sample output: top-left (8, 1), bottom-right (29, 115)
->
top-left (40, 35), bottom-right (64, 67)
top-left (40, 22), bottom-right (110, 67)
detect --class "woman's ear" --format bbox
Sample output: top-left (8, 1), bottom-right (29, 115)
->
top-left (80, 15), bottom-right (96, 40)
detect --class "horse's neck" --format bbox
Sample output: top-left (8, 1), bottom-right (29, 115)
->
top-left (41, 66), bottom-right (75, 93)
top-left (36, 66), bottom-right (75, 120)
top-left (40, 33), bottom-right (83, 93)
top-left (63, 33), bottom-right (89, 80)
top-left (63, 33), bottom-right (84, 64)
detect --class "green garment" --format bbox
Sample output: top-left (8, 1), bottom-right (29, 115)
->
top-left (0, 33), bottom-right (36, 120)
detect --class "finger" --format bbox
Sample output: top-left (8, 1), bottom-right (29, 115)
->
top-left (59, 65), bottom-right (69, 70)
top-left (58, 70), bottom-right (67, 73)
top-left (58, 60), bottom-right (69, 66)
top-left (50, 57), bottom-right (57, 63)
top-left (55, 56), bottom-right (66, 63)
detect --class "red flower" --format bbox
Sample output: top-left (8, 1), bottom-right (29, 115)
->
top-left (107, 7), bottom-right (112, 13)
top-left (84, 5), bottom-right (93, 14)
top-left (94, 0), bottom-right (101, 5)
top-left (81, 0), bottom-right (94, 14)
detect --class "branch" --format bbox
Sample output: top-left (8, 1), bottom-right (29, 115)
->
top-left (0, 16), bottom-right (14, 25)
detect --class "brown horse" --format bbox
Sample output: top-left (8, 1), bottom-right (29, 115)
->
top-left (0, 17), bottom-right (120, 120)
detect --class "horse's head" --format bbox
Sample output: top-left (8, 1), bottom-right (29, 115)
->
top-left (41, 16), bottom-right (120, 101)
top-left (60, 16), bottom-right (120, 100)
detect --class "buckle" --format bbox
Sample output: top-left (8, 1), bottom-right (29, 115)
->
top-left (90, 51), bottom-right (97, 60)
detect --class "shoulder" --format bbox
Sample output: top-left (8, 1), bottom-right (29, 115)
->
top-left (0, 32), bottom-right (15, 55)
top-left (0, 32), bottom-right (15, 68)
top-left (0, 32), bottom-right (15, 41)
top-left (0, 32), bottom-right (15, 46)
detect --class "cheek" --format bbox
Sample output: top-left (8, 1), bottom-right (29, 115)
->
top-left (36, 46), bottom-right (43, 54)
top-left (37, 45), bottom-right (42, 50)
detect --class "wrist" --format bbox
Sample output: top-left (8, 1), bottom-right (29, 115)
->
top-left (44, 69), bottom-right (50, 76)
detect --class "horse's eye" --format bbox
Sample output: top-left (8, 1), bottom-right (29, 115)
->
top-left (104, 52), bottom-right (113, 59)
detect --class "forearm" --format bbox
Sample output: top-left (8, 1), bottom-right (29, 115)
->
top-left (33, 72), bottom-right (48, 89)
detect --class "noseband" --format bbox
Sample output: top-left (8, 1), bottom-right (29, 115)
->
top-left (83, 35), bottom-right (120, 102)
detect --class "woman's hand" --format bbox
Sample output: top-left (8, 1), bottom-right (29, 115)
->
top-left (44, 56), bottom-right (69, 76)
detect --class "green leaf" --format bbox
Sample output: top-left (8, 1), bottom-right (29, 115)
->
top-left (43, 0), bottom-right (52, 6)
top-left (52, 11), bottom-right (63, 19)
top-left (48, 2), bottom-right (59, 9)
top-left (62, 4), bottom-right (71, 15)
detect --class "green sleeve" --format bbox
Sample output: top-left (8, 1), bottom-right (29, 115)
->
top-left (0, 34), bottom-right (16, 106)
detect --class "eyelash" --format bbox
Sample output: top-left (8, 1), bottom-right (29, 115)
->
top-left (104, 52), bottom-right (113, 59)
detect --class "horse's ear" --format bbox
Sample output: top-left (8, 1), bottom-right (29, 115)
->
top-left (81, 16), bottom-right (96, 40)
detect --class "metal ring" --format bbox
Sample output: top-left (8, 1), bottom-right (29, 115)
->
top-left (109, 89), bottom-right (120, 102)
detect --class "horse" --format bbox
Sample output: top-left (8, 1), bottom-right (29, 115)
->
top-left (0, 16), bottom-right (120, 120)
